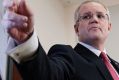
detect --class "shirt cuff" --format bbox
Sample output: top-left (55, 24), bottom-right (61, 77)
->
top-left (6, 32), bottom-right (38, 63)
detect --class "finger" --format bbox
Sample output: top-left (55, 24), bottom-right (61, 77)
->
top-left (2, 10), bottom-right (28, 28)
top-left (1, 20), bottom-right (15, 29)
top-left (1, 20), bottom-right (28, 29)
top-left (3, 10), bottom-right (28, 22)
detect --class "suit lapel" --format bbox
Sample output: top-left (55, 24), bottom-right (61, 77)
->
top-left (74, 43), bottom-right (113, 80)
top-left (109, 57), bottom-right (119, 74)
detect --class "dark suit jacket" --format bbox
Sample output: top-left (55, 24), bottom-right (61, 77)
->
top-left (15, 43), bottom-right (119, 80)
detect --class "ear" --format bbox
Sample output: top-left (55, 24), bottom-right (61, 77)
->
top-left (74, 23), bottom-right (79, 34)
top-left (108, 23), bottom-right (112, 32)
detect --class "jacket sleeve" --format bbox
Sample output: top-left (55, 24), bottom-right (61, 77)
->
top-left (14, 42), bottom-right (76, 80)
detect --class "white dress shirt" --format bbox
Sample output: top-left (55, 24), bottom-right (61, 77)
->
top-left (79, 42), bottom-right (107, 57)
top-left (6, 32), bottom-right (38, 63)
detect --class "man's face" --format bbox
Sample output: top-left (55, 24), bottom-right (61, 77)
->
top-left (75, 2), bottom-right (111, 43)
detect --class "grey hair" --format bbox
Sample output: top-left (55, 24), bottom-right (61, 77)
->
top-left (74, 0), bottom-right (110, 23)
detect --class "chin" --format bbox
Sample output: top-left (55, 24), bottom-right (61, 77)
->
top-left (89, 34), bottom-right (102, 40)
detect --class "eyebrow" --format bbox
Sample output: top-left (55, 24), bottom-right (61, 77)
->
top-left (81, 11), bottom-right (106, 15)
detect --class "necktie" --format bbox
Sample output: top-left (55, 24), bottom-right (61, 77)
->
top-left (100, 52), bottom-right (119, 80)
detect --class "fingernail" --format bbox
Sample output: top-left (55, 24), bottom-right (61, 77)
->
top-left (23, 23), bottom-right (28, 27)
top-left (23, 17), bottom-right (28, 21)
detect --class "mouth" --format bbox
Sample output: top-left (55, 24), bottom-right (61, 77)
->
top-left (88, 27), bottom-right (102, 32)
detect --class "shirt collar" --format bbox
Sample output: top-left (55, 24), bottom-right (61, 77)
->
top-left (79, 42), bottom-right (107, 57)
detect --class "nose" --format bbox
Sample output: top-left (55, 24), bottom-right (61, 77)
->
top-left (89, 15), bottom-right (99, 24)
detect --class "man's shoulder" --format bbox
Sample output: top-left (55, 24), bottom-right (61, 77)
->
top-left (49, 44), bottom-right (73, 52)
top-left (47, 44), bottom-right (75, 56)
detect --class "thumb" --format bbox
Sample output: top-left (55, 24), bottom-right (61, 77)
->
top-left (17, 0), bottom-right (33, 17)
top-left (17, 0), bottom-right (34, 33)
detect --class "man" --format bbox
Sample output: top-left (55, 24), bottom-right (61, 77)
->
top-left (2, 0), bottom-right (119, 80)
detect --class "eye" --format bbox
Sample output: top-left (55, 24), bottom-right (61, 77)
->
top-left (97, 14), bottom-right (105, 19)
top-left (82, 14), bottom-right (91, 20)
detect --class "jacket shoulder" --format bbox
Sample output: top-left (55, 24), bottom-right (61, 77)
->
top-left (47, 44), bottom-right (74, 56)
top-left (48, 44), bottom-right (73, 52)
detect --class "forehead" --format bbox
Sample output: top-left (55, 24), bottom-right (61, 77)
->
top-left (79, 2), bottom-right (107, 14)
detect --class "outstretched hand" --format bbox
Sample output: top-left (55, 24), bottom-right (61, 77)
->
top-left (2, 0), bottom-right (34, 44)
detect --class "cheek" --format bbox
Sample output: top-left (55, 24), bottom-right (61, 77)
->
top-left (78, 23), bottom-right (87, 31)
top-left (78, 25), bottom-right (87, 36)
top-left (102, 23), bottom-right (110, 31)
top-left (101, 23), bottom-right (111, 35)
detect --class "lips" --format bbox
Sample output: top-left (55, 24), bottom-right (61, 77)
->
top-left (91, 27), bottom-right (99, 29)
top-left (88, 26), bottom-right (101, 31)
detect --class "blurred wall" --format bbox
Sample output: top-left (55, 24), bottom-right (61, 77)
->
top-left (27, 0), bottom-right (70, 52)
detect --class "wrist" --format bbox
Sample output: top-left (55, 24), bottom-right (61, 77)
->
top-left (15, 31), bottom-right (34, 45)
